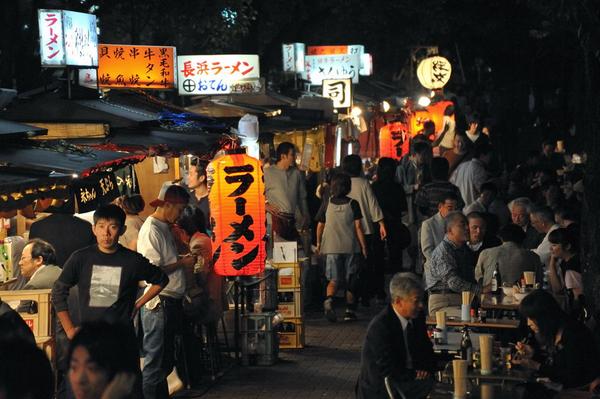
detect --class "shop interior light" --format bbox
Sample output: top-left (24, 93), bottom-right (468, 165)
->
top-left (351, 106), bottom-right (362, 118)
top-left (417, 96), bottom-right (431, 107)
top-left (381, 100), bottom-right (391, 113)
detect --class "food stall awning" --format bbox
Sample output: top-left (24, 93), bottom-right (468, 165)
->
top-left (0, 168), bottom-right (70, 211)
top-left (0, 119), bottom-right (47, 139)
top-left (0, 143), bottom-right (145, 177)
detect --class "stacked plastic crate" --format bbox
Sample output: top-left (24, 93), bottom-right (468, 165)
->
top-left (273, 261), bottom-right (305, 349)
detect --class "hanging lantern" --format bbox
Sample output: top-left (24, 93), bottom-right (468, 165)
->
top-left (379, 122), bottom-right (408, 160)
top-left (416, 56), bottom-right (452, 89)
top-left (208, 150), bottom-right (266, 276)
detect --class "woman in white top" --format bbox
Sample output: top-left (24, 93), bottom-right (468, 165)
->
top-left (433, 104), bottom-right (456, 154)
top-left (117, 194), bottom-right (145, 251)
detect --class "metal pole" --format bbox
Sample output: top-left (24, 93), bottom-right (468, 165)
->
top-left (233, 278), bottom-right (240, 362)
top-left (67, 67), bottom-right (72, 100)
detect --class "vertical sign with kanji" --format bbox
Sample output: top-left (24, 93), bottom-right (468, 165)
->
top-left (97, 44), bottom-right (176, 89)
top-left (38, 9), bottom-right (98, 67)
top-left (209, 152), bottom-right (266, 276)
top-left (282, 43), bottom-right (305, 73)
top-left (322, 78), bottom-right (352, 108)
top-left (39, 10), bottom-right (66, 66)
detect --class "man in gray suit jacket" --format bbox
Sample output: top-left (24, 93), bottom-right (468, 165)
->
top-left (18, 239), bottom-right (61, 290)
top-left (419, 192), bottom-right (460, 274)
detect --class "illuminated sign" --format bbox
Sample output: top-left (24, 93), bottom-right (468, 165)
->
top-left (38, 9), bottom-right (98, 67)
top-left (301, 54), bottom-right (360, 85)
top-left (97, 44), bottom-right (176, 89)
top-left (282, 43), bottom-right (305, 72)
top-left (322, 79), bottom-right (352, 108)
top-left (177, 54), bottom-right (260, 95)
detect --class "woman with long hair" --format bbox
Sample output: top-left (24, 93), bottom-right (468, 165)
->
top-left (513, 290), bottom-right (600, 389)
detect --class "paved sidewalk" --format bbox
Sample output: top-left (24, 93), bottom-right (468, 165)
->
top-left (186, 303), bottom-right (382, 398)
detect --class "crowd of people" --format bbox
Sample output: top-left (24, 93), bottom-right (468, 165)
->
top-left (0, 102), bottom-right (597, 399)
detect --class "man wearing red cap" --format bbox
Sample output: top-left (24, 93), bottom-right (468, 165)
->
top-left (137, 184), bottom-right (196, 399)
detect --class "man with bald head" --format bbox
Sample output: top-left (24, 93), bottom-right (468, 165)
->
top-left (425, 212), bottom-right (490, 315)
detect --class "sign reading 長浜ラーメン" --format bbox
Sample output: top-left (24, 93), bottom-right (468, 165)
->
top-left (97, 44), bottom-right (176, 89)
top-left (301, 54), bottom-right (360, 85)
top-left (177, 54), bottom-right (260, 95)
top-left (38, 9), bottom-right (98, 67)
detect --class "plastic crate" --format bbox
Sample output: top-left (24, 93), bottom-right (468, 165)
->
top-left (278, 318), bottom-right (305, 349)
top-left (277, 289), bottom-right (302, 318)
top-left (0, 289), bottom-right (52, 337)
top-left (271, 261), bottom-right (301, 288)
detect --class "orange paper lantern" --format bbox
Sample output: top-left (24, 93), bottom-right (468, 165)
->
top-left (379, 122), bottom-right (409, 160)
top-left (208, 151), bottom-right (266, 276)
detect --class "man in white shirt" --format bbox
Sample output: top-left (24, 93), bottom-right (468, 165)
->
top-left (138, 185), bottom-right (196, 399)
top-left (530, 206), bottom-right (560, 269)
top-left (450, 143), bottom-right (492, 207)
top-left (264, 142), bottom-right (309, 242)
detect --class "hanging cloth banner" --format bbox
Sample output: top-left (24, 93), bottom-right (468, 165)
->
top-left (72, 172), bottom-right (120, 213)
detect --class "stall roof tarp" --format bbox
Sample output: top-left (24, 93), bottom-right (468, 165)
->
top-left (66, 128), bottom-right (226, 155)
top-left (0, 91), bottom-right (152, 128)
top-left (0, 144), bottom-right (144, 176)
top-left (75, 99), bottom-right (158, 123)
top-left (0, 119), bottom-right (47, 139)
top-left (0, 168), bottom-right (71, 211)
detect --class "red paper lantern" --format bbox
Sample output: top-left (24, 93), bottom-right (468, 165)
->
top-left (379, 122), bottom-right (409, 160)
top-left (208, 151), bottom-right (266, 276)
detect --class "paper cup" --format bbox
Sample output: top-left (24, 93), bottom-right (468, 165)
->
top-left (461, 304), bottom-right (470, 322)
top-left (479, 334), bottom-right (494, 375)
top-left (523, 271), bottom-right (535, 286)
top-left (453, 359), bottom-right (468, 399)
top-left (436, 310), bottom-right (447, 328)
top-left (481, 383), bottom-right (494, 399)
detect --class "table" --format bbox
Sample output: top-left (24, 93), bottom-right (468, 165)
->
top-left (427, 317), bottom-right (520, 330)
top-left (433, 331), bottom-right (483, 353)
top-left (442, 360), bottom-right (532, 383)
top-left (480, 294), bottom-right (521, 311)
top-left (429, 382), bottom-right (520, 399)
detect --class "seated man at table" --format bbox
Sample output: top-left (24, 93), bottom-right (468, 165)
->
top-left (357, 273), bottom-right (435, 399)
top-left (425, 212), bottom-right (490, 316)
top-left (17, 239), bottom-right (61, 290)
top-left (475, 223), bottom-right (541, 286)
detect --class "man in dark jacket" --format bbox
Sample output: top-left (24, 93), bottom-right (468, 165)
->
top-left (356, 273), bottom-right (435, 399)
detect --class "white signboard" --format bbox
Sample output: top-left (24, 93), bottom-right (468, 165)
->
top-left (38, 9), bottom-right (98, 67)
top-left (39, 10), bottom-right (65, 66)
top-left (301, 54), bottom-right (360, 85)
top-left (360, 53), bottom-right (373, 76)
top-left (177, 54), bottom-right (260, 95)
top-left (322, 79), bottom-right (352, 108)
top-left (282, 43), bottom-right (305, 73)
top-left (78, 68), bottom-right (97, 89)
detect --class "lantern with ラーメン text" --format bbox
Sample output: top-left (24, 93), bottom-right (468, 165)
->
top-left (208, 150), bottom-right (266, 276)
top-left (379, 122), bottom-right (409, 160)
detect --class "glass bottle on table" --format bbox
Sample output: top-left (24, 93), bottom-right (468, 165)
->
top-left (491, 262), bottom-right (502, 295)
top-left (460, 327), bottom-right (473, 368)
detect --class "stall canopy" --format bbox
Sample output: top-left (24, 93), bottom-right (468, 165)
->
top-left (0, 168), bottom-right (70, 211)
top-left (0, 142), bottom-right (145, 177)
top-left (0, 119), bottom-right (47, 139)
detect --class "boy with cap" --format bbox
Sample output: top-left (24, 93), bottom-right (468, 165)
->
top-left (137, 184), bottom-right (197, 399)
